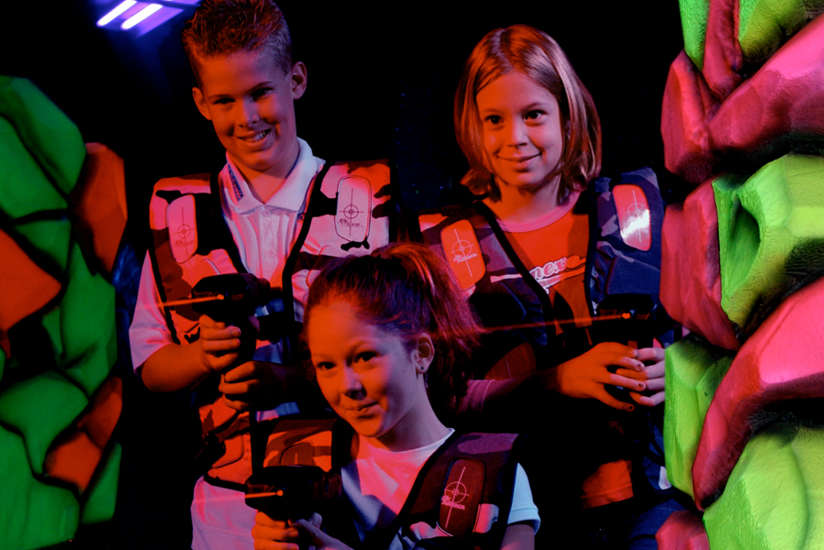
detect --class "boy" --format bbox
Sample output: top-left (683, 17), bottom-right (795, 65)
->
top-left (128, 1), bottom-right (395, 547)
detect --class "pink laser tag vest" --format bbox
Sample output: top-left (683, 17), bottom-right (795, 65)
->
top-left (147, 160), bottom-right (394, 487)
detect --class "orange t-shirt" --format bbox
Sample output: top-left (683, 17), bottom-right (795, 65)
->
top-left (501, 194), bottom-right (634, 508)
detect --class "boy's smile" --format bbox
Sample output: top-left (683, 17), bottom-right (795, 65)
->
top-left (192, 48), bottom-right (307, 184)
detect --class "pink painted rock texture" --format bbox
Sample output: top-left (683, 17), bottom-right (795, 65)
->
top-left (660, 180), bottom-right (739, 350)
top-left (661, 13), bottom-right (824, 186)
top-left (702, 0), bottom-right (744, 99)
top-left (656, 509), bottom-right (710, 550)
top-left (661, 51), bottom-right (720, 186)
top-left (708, 13), bottom-right (824, 157)
top-left (692, 276), bottom-right (824, 509)
top-left (70, 143), bottom-right (127, 278)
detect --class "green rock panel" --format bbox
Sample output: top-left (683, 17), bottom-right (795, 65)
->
top-left (59, 244), bottom-right (116, 395)
top-left (80, 443), bottom-right (122, 525)
top-left (0, 76), bottom-right (85, 195)
top-left (679, 0), bottom-right (710, 68)
top-left (0, 371), bottom-right (87, 474)
top-left (704, 421), bottom-right (824, 549)
top-left (714, 154), bottom-right (824, 328)
top-left (738, 0), bottom-right (824, 65)
top-left (14, 218), bottom-right (71, 274)
top-left (0, 426), bottom-right (79, 550)
top-left (0, 117), bottom-right (66, 218)
top-left (663, 335), bottom-right (732, 499)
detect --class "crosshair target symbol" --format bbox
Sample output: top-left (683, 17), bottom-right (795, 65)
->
top-left (450, 238), bottom-right (475, 261)
top-left (443, 480), bottom-right (469, 507)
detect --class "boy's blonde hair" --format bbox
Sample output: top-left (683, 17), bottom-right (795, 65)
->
top-left (454, 24), bottom-right (602, 202)
top-left (181, 0), bottom-right (293, 85)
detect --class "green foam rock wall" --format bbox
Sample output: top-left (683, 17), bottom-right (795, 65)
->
top-left (0, 76), bottom-right (85, 195)
top-left (679, 0), bottom-right (710, 68)
top-left (0, 427), bottom-right (80, 550)
top-left (80, 443), bottom-right (122, 525)
top-left (0, 371), bottom-right (88, 475)
top-left (664, 335), bottom-right (732, 498)
top-left (714, 154), bottom-right (824, 328)
top-left (0, 117), bottom-right (67, 218)
top-left (738, 0), bottom-right (824, 64)
top-left (14, 218), bottom-right (72, 274)
top-left (703, 421), bottom-right (824, 549)
top-left (59, 244), bottom-right (116, 395)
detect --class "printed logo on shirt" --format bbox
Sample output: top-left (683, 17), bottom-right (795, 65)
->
top-left (529, 255), bottom-right (586, 292)
top-left (440, 220), bottom-right (486, 290)
top-left (335, 176), bottom-right (372, 243)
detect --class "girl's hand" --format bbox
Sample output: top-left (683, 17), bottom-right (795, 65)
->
top-left (628, 346), bottom-right (666, 407)
top-left (553, 342), bottom-right (648, 411)
top-left (198, 314), bottom-right (242, 373)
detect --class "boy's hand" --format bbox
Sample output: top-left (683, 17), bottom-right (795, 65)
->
top-left (219, 360), bottom-right (283, 411)
top-left (551, 342), bottom-right (648, 411)
top-left (198, 314), bottom-right (242, 373)
top-left (628, 346), bottom-right (666, 407)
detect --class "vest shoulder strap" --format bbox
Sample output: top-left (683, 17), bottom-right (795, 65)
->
top-left (362, 431), bottom-right (519, 550)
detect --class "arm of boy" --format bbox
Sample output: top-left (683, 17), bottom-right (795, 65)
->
top-left (140, 314), bottom-right (241, 392)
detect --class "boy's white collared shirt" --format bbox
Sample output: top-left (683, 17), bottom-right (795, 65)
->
top-left (221, 137), bottom-right (324, 285)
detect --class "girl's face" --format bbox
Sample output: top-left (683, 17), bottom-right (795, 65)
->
top-left (306, 300), bottom-right (432, 449)
top-left (476, 70), bottom-right (564, 192)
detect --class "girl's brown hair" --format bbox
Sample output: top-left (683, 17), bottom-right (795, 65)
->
top-left (304, 243), bottom-right (480, 419)
top-left (454, 24), bottom-right (602, 203)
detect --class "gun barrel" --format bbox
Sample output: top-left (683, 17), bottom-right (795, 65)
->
top-left (160, 294), bottom-right (226, 309)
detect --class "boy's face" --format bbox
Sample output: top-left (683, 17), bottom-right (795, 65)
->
top-left (192, 49), bottom-right (307, 180)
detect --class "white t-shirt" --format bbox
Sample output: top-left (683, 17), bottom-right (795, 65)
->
top-left (343, 429), bottom-right (540, 548)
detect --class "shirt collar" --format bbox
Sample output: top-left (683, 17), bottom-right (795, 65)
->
top-left (222, 138), bottom-right (320, 215)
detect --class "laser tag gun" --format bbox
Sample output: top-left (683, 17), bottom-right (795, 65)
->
top-left (188, 272), bottom-right (290, 357)
top-left (244, 418), bottom-right (344, 548)
top-left (245, 465), bottom-right (342, 521)
top-left (169, 273), bottom-right (291, 474)
top-left (591, 293), bottom-right (674, 404)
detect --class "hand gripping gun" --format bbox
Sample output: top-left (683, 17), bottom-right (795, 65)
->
top-left (165, 273), bottom-right (291, 476)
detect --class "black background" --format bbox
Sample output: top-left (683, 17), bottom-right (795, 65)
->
top-left (1, 0), bottom-right (685, 249)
